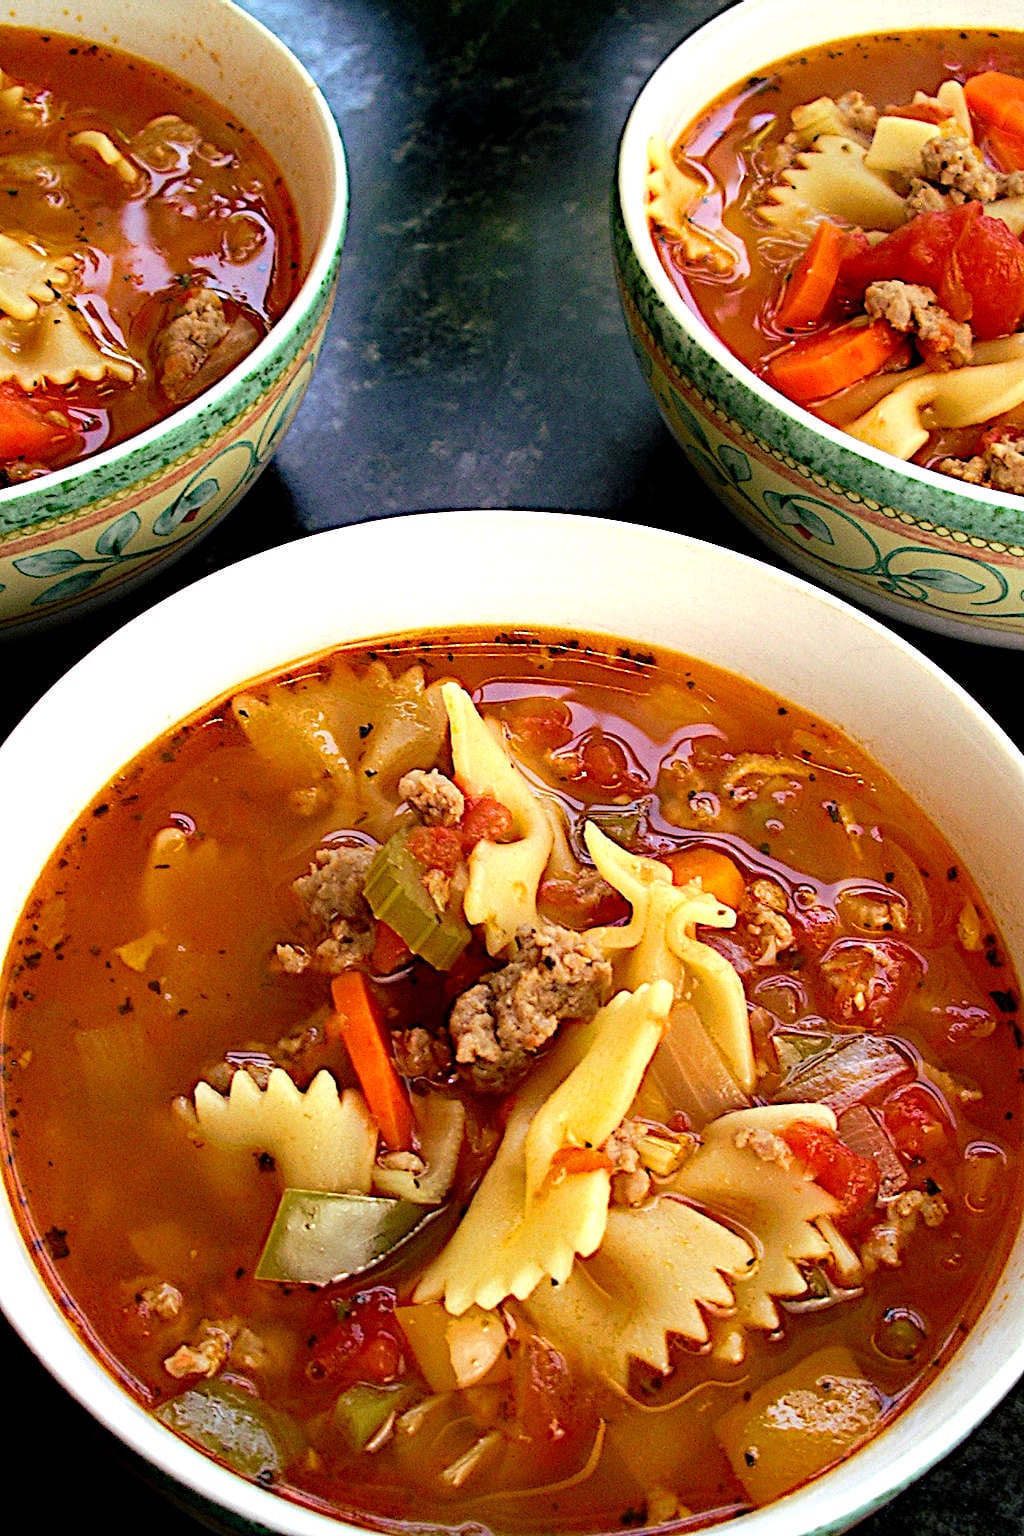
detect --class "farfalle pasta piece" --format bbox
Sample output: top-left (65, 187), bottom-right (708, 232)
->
top-left (178, 1066), bottom-right (378, 1194)
top-left (646, 135), bottom-right (738, 274)
top-left (232, 679), bottom-right (356, 801)
top-left (672, 1103), bottom-right (839, 1343)
top-left (0, 65), bottom-right (49, 127)
top-left (442, 682), bottom-right (554, 955)
top-left (0, 233), bottom-right (76, 321)
top-left (359, 665), bottom-right (450, 824)
top-left (789, 96), bottom-right (866, 147)
top-left (759, 135), bottom-right (907, 235)
top-left (847, 353), bottom-right (1024, 459)
top-left (522, 1194), bottom-right (755, 1387)
top-left (69, 128), bottom-right (141, 185)
top-left (414, 983), bottom-right (671, 1314)
top-left (0, 298), bottom-right (137, 388)
top-left (523, 979), bottom-right (673, 1199)
top-left (412, 1043), bottom-right (607, 1312)
top-left (130, 114), bottom-right (203, 172)
top-left (232, 662), bottom-right (449, 836)
top-left (583, 823), bottom-right (755, 1092)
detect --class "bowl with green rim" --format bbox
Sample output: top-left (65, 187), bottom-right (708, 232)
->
top-left (613, 0), bottom-right (1024, 646)
top-left (0, 0), bottom-right (347, 632)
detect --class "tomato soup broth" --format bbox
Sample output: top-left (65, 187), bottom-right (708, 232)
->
top-left (653, 30), bottom-right (1024, 485)
top-left (0, 27), bottom-right (300, 481)
top-left (2, 631), bottom-right (1021, 1533)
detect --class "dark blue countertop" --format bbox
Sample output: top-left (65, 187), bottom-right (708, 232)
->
top-left (1, 2), bottom-right (1021, 1533)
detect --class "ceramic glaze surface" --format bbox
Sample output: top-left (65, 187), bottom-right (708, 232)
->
top-left (614, 0), bottom-right (1024, 645)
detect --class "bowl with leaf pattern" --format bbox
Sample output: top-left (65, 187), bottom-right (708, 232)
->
top-left (0, 0), bottom-right (346, 632)
top-left (613, 0), bottom-right (1024, 646)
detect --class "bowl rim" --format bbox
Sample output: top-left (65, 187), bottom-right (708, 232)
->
top-left (615, 0), bottom-right (1024, 518)
top-left (2, 510), bottom-right (1024, 1536)
top-left (0, 0), bottom-right (348, 522)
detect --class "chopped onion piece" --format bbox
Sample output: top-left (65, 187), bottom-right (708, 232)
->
top-left (644, 1000), bottom-right (749, 1128)
top-left (777, 1034), bottom-right (914, 1115)
top-left (837, 1104), bottom-right (908, 1199)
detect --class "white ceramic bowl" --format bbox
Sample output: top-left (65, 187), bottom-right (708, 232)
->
top-left (613, 0), bottom-right (1024, 647)
top-left (0, 0), bottom-right (347, 632)
top-left (0, 509), bottom-right (1023, 1536)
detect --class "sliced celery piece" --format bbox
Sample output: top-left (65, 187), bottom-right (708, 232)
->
top-left (363, 827), bottom-right (471, 970)
top-left (256, 1188), bottom-right (426, 1286)
top-left (155, 1379), bottom-right (303, 1479)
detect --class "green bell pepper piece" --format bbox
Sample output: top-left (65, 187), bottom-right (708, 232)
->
top-left (255, 1188), bottom-right (426, 1286)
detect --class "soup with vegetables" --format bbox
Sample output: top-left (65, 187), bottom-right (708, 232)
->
top-left (0, 28), bottom-right (300, 484)
top-left (2, 631), bottom-right (1021, 1533)
top-left (649, 30), bottom-right (1024, 492)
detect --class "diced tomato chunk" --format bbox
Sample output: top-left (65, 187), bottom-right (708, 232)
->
top-left (459, 794), bottom-right (515, 851)
top-left (505, 1333), bottom-right (594, 1463)
top-left (837, 201), bottom-right (1024, 340)
top-left (783, 1120), bottom-right (880, 1226)
top-left (537, 874), bottom-right (630, 929)
top-left (307, 1287), bottom-right (406, 1387)
top-left (576, 728), bottom-right (647, 795)
top-left (882, 1083), bottom-right (954, 1162)
top-left (502, 698), bottom-right (575, 751)
top-left (790, 901), bottom-right (840, 958)
top-left (406, 823), bottom-right (463, 875)
top-left (816, 937), bottom-right (921, 1031)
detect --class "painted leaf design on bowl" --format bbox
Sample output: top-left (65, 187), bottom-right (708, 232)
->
top-left (664, 388), bottom-right (730, 488)
top-left (153, 476), bottom-right (221, 537)
top-left (717, 445), bottom-right (753, 485)
top-left (96, 510), bottom-right (142, 556)
top-left (894, 565), bottom-right (989, 596)
top-left (762, 491), bottom-right (836, 547)
top-left (20, 559), bottom-right (107, 606)
top-left (15, 506), bottom-right (150, 607)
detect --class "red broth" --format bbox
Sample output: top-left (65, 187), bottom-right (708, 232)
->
top-left (2, 630), bottom-right (1022, 1533)
top-left (653, 30), bottom-right (1024, 489)
top-left (0, 27), bottom-right (300, 482)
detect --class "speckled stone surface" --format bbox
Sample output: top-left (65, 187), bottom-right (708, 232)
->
top-left (1, 2), bottom-right (1022, 1533)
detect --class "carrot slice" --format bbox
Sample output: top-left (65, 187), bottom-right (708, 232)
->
top-left (329, 971), bottom-right (415, 1152)
top-left (763, 317), bottom-right (907, 406)
top-left (965, 70), bottom-right (1024, 170)
top-left (775, 220), bottom-right (847, 330)
top-left (549, 1145), bottom-right (614, 1179)
top-left (661, 846), bottom-right (746, 909)
top-left (0, 385), bottom-right (80, 464)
